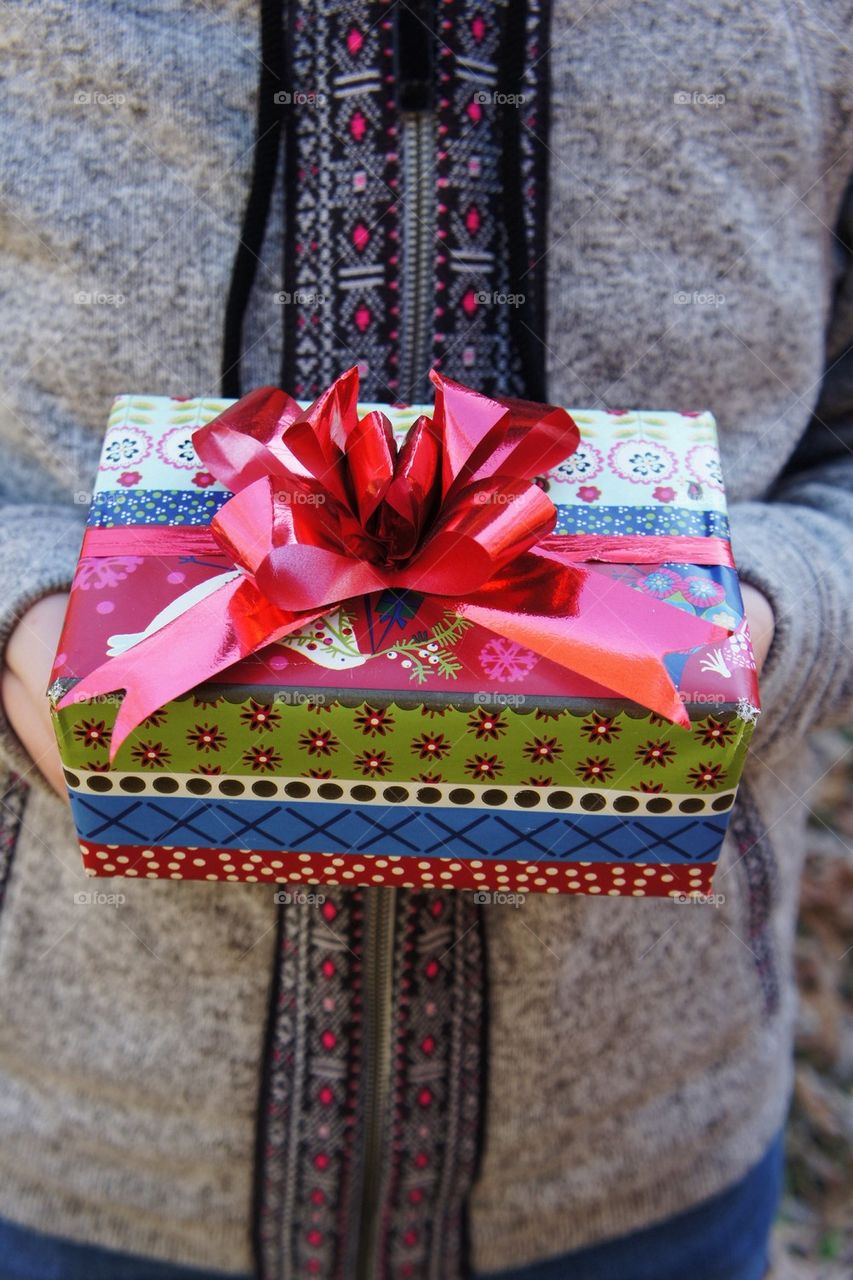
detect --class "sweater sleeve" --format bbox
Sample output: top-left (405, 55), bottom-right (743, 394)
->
top-left (0, 504), bottom-right (85, 778)
top-left (727, 183), bottom-right (853, 759)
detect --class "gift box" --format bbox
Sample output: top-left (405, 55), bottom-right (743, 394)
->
top-left (49, 372), bottom-right (760, 897)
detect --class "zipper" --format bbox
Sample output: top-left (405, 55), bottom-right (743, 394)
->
top-left (352, 10), bottom-right (435, 1277)
top-left (399, 110), bottom-right (435, 403)
top-left (396, 0), bottom-right (436, 405)
top-left (354, 885), bottom-right (397, 1280)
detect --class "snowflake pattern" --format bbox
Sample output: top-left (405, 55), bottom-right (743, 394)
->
top-left (478, 638), bottom-right (539, 683)
top-left (73, 557), bottom-right (144, 591)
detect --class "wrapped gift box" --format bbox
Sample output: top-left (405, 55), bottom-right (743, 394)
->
top-left (49, 381), bottom-right (760, 897)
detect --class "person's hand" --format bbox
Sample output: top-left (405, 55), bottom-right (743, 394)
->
top-left (1, 592), bottom-right (69, 797)
top-left (740, 582), bottom-right (775, 676)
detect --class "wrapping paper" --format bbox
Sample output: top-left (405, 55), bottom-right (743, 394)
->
top-left (50, 391), bottom-right (760, 896)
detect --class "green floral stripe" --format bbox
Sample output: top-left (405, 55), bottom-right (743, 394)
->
top-left (53, 695), bottom-right (754, 794)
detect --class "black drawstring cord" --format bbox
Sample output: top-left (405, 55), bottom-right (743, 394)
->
top-left (221, 0), bottom-right (287, 399)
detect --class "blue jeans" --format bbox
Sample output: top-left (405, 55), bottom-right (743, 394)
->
top-left (475, 1129), bottom-right (785, 1280)
top-left (0, 1130), bottom-right (783, 1280)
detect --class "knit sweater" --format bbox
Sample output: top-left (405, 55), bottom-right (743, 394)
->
top-left (0, 1), bottom-right (852, 1276)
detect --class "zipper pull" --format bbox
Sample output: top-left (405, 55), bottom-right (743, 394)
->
top-left (393, 0), bottom-right (435, 113)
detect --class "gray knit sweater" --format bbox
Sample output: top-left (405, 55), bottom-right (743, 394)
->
top-left (0, 1), bottom-right (852, 1275)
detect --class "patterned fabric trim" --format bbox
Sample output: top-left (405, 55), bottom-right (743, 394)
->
top-left (432, 0), bottom-right (521, 396)
top-left (0, 771), bottom-right (27, 913)
top-left (280, 1), bottom-right (400, 402)
top-left (725, 780), bottom-right (780, 1016)
top-left (257, 0), bottom-right (552, 1271)
top-left (377, 890), bottom-right (484, 1278)
top-left (253, 889), bottom-right (485, 1278)
top-left (255, 888), bottom-right (365, 1278)
top-left (277, 1), bottom-right (552, 404)
top-left (516, 0), bottom-right (550, 398)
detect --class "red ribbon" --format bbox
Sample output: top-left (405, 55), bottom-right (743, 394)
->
top-left (60, 369), bottom-right (731, 758)
top-left (79, 526), bottom-right (735, 568)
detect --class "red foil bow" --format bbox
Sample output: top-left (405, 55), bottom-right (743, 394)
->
top-left (61, 369), bottom-right (730, 758)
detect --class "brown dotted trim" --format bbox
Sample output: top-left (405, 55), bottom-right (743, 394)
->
top-left (65, 768), bottom-right (738, 818)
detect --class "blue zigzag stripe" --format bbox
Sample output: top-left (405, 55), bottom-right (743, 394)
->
top-left (70, 794), bottom-right (729, 863)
